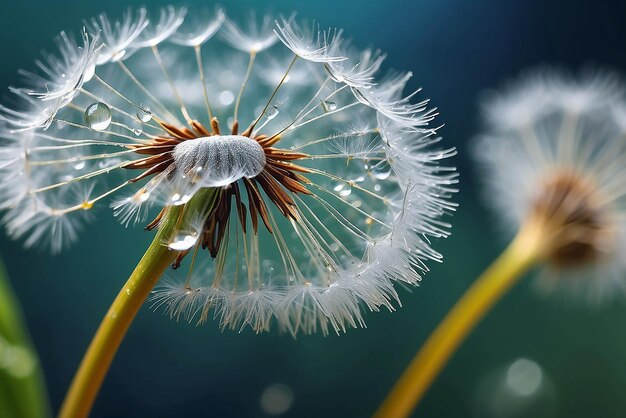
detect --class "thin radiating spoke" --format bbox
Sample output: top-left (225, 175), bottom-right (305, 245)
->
top-left (151, 45), bottom-right (194, 124)
top-left (246, 54), bottom-right (298, 134)
top-left (114, 62), bottom-right (183, 125)
top-left (194, 45), bottom-right (214, 120)
top-left (234, 51), bottom-right (257, 123)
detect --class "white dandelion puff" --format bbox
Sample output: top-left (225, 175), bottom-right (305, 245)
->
top-left (475, 68), bottom-right (626, 301)
top-left (0, 7), bottom-right (456, 334)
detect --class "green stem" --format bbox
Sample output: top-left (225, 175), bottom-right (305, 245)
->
top-left (374, 222), bottom-right (544, 418)
top-left (58, 205), bottom-right (183, 418)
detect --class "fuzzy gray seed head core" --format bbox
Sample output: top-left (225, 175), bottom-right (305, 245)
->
top-left (173, 135), bottom-right (266, 187)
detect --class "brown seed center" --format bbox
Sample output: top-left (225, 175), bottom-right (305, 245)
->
top-left (530, 171), bottom-right (615, 268)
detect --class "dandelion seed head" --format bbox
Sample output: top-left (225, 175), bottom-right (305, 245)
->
top-left (0, 7), bottom-right (456, 334)
top-left (475, 68), bottom-right (626, 301)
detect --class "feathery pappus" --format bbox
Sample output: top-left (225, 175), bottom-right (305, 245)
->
top-left (0, 6), bottom-right (457, 334)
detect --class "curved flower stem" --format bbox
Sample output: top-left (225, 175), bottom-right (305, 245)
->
top-left (58, 205), bottom-right (182, 418)
top-left (374, 221), bottom-right (545, 418)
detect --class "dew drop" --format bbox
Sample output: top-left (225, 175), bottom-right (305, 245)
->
top-left (266, 105), bottom-right (279, 120)
top-left (324, 100), bottom-right (337, 111)
top-left (84, 102), bottom-right (111, 131)
top-left (136, 107), bottom-right (152, 123)
top-left (133, 128), bottom-right (143, 136)
top-left (371, 160), bottom-right (392, 180)
top-left (168, 232), bottom-right (199, 251)
top-left (339, 185), bottom-right (352, 197)
top-left (73, 161), bottom-right (86, 170)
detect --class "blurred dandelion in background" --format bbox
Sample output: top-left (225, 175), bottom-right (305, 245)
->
top-left (376, 69), bottom-right (626, 418)
top-left (0, 6), bottom-right (457, 417)
top-left (476, 70), bottom-right (626, 301)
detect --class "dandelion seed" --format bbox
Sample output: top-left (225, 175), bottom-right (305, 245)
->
top-left (0, 7), bottom-right (456, 336)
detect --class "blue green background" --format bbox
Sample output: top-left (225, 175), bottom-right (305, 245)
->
top-left (2, 0), bottom-right (626, 417)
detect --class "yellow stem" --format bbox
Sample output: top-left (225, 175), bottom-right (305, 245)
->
top-left (374, 222), bottom-right (545, 418)
top-left (58, 206), bottom-right (182, 418)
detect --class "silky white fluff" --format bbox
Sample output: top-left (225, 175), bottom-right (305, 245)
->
top-left (474, 68), bottom-right (626, 302)
top-left (0, 7), bottom-right (457, 334)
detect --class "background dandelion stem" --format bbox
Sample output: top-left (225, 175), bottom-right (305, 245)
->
top-left (374, 220), bottom-right (545, 418)
top-left (58, 205), bottom-right (184, 418)
top-left (0, 261), bottom-right (51, 418)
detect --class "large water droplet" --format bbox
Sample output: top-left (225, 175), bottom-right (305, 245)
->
top-left (324, 100), bottom-right (337, 111)
top-left (266, 105), bottom-right (279, 120)
top-left (371, 160), bottom-right (392, 180)
top-left (168, 232), bottom-right (199, 251)
top-left (84, 102), bottom-right (111, 131)
top-left (136, 107), bottom-right (152, 123)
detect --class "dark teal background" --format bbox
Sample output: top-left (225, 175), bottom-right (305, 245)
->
top-left (2, 0), bottom-right (626, 417)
